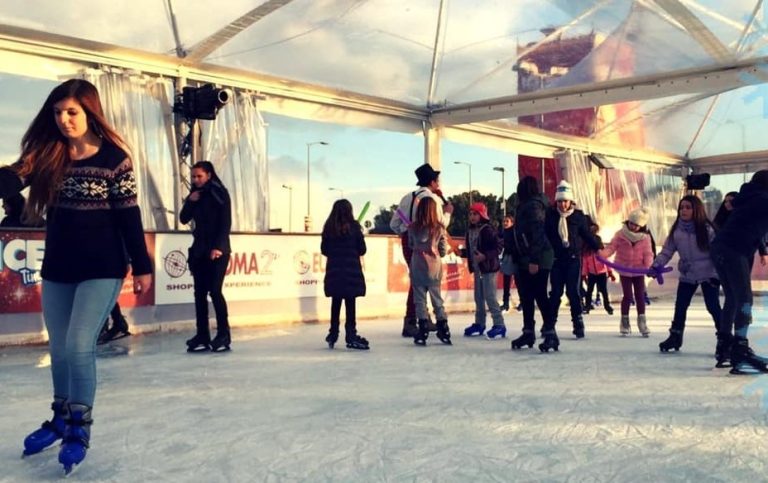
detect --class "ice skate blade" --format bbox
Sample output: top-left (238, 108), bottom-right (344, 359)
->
top-left (63, 463), bottom-right (81, 478)
top-left (211, 345), bottom-right (231, 353)
top-left (21, 441), bottom-right (59, 459)
top-left (730, 361), bottom-right (768, 375)
top-left (186, 346), bottom-right (210, 353)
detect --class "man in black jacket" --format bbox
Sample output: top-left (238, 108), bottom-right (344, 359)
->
top-left (545, 180), bottom-right (601, 339)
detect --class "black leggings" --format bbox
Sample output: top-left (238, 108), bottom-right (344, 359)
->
top-left (191, 254), bottom-right (230, 335)
top-left (330, 296), bottom-right (358, 339)
top-left (585, 273), bottom-right (610, 308)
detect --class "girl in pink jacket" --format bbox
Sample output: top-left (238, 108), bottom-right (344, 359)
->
top-left (600, 208), bottom-right (654, 337)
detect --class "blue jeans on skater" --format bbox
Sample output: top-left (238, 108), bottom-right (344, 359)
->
top-left (42, 278), bottom-right (122, 407)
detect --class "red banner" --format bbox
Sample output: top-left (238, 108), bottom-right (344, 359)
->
top-left (0, 230), bottom-right (154, 314)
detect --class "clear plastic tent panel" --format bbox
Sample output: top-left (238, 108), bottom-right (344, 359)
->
top-left (2, 1), bottom-right (766, 106)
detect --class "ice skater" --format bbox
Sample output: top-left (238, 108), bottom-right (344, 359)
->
top-left (651, 195), bottom-right (721, 353)
top-left (181, 161), bottom-right (233, 353)
top-left (0, 79), bottom-right (152, 475)
top-left (408, 197), bottom-right (451, 346)
top-left (321, 199), bottom-right (369, 350)
top-left (600, 208), bottom-right (654, 337)
top-left (710, 170), bottom-right (768, 373)
top-left (461, 202), bottom-right (506, 340)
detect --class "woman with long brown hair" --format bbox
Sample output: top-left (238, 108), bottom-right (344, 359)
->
top-left (651, 195), bottom-right (720, 354)
top-left (408, 196), bottom-right (451, 346)
top-left (0, 79), bottom-right (152, 475)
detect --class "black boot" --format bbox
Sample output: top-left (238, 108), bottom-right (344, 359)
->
top-left (325, 328), bottom-right (339, 349)
top-left (715, 332), bottom-right (733, 368)
top-left (414, 319), bottom-right (429, 346)
top-left (511, 330), bottom-right (536, 350)
top-left (500, 295), bottom-right (510, 312)
top-left (436, 319), bottom-right (452, 345)
top-left (98, 315), bottom-right (131, 345)
top-left (539, 330), bottom-right (560, 353)
top-left (659, 328), bottom-right (683, 352)
top-left (402, 317), bottom-right (418, 337)
top-left (186, 333), bottom-right (211, 352)
top-left (572, 316), bottom-right (585, 339)
top-left (346, 334), bottom-right (370, 350)
top-left (730, 337), bottom-right (768, 374)
top-left (210, 330), bottom-right (231, 352)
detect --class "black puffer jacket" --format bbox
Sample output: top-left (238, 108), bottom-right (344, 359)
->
top-left (544, 206), bottom-right (601, 260)
top-left (511, 195), bottom-right (554, 269)
top-left (713, 181), bottom-right (768, 257)
top-left (321, 224), bottom-right (367, 298)
top-left (179, 180), bottom-right (232, 260)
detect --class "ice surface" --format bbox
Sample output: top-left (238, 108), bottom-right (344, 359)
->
top-left (2, 299), bottom-right (768, 482)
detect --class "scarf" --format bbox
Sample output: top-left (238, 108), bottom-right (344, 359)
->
top-left (621, 224), bottom-right (646, 244)
top-left (558, 206), bottom-right (575, 248)
top-left (678, 220), bottom-right (695, 234)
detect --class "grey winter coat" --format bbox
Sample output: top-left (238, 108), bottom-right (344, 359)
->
top-left (652, 224), bottom-right (718, 284)
top-left (408, 226), bottom-right (447, 287)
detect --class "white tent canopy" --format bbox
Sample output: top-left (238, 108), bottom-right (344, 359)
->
top-left (2, 0), bottom-right (768, 174)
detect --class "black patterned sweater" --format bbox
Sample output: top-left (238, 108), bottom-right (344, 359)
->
top-left (0, 141), bottom-right (152, 283)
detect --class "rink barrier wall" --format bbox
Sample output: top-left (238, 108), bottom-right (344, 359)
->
top-left (1, 229), bottom-right (764, 347)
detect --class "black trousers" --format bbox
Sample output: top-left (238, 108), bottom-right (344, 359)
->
top-left (515, 268), bottom-right (555, 333)
top-left (585, 273), bottom-right (610, 308)
top-left (670, 279), bottom-right (721, 332)
top-left (711, 243), bottom-right (753, 337)
top-left (549, 256), bottom-right (583, 324)
top-left (191, 254), bottom-right (230, 336)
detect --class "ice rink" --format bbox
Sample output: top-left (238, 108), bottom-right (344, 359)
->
top-left (3, 297), bottom-right (768, 482)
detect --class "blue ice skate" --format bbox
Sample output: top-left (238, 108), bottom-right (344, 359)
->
top-left (486, 325), bottom-right (507, 339)
top-left (463, 323), bottom-right (485, 337)
top-left (22, 398), bottom-right (67, 458)
top-left (59, 404), bottom-right (92, 477)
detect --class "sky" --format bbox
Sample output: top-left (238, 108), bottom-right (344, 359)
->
top-left (263, 113), bottom-right (520, 232)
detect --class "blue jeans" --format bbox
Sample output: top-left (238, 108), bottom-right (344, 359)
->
top-left (42, 278), bottom-right (122, 407)
top-left (473, 271), bottom-right (504, 328)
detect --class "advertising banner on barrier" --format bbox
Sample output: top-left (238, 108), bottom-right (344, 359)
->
top-left (387, 236), bottom-right (474, 293)
top-left (0, 230), bottom-right (154, 314)
top-left (154, 233), bottom-right (389, 305)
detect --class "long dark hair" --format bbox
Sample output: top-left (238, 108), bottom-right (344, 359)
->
top-left (17, 79), bottom-right (129, 221)
top-left (669, 195), bottom-right (713, 251)
top-left (516, 176), bottom-right (540, 204)
top-left (752, 169), bottom-right (768, 190)
top-left (322, 199), bottom-right (359, 237)
top-left (190, 160), bottom-right (227, 204)
top-left (712, 191), bottom-right (738, 230)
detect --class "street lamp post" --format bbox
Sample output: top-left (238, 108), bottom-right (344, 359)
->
top-left (493, 166), bottom-right (506, 218)
top-left (281, 184), bottom-right (293, 232)
top-left (305, 140), bottom-right (329, 232)
top-left (328, 187), bottom-right (344, 199)
top-left (454, 161), bottom-right (473, 205)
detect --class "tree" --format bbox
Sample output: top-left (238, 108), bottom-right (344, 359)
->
top-left (446, 191), bottom-right (505, 237)
top-left (370, 205), bottom-right (397, 234)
